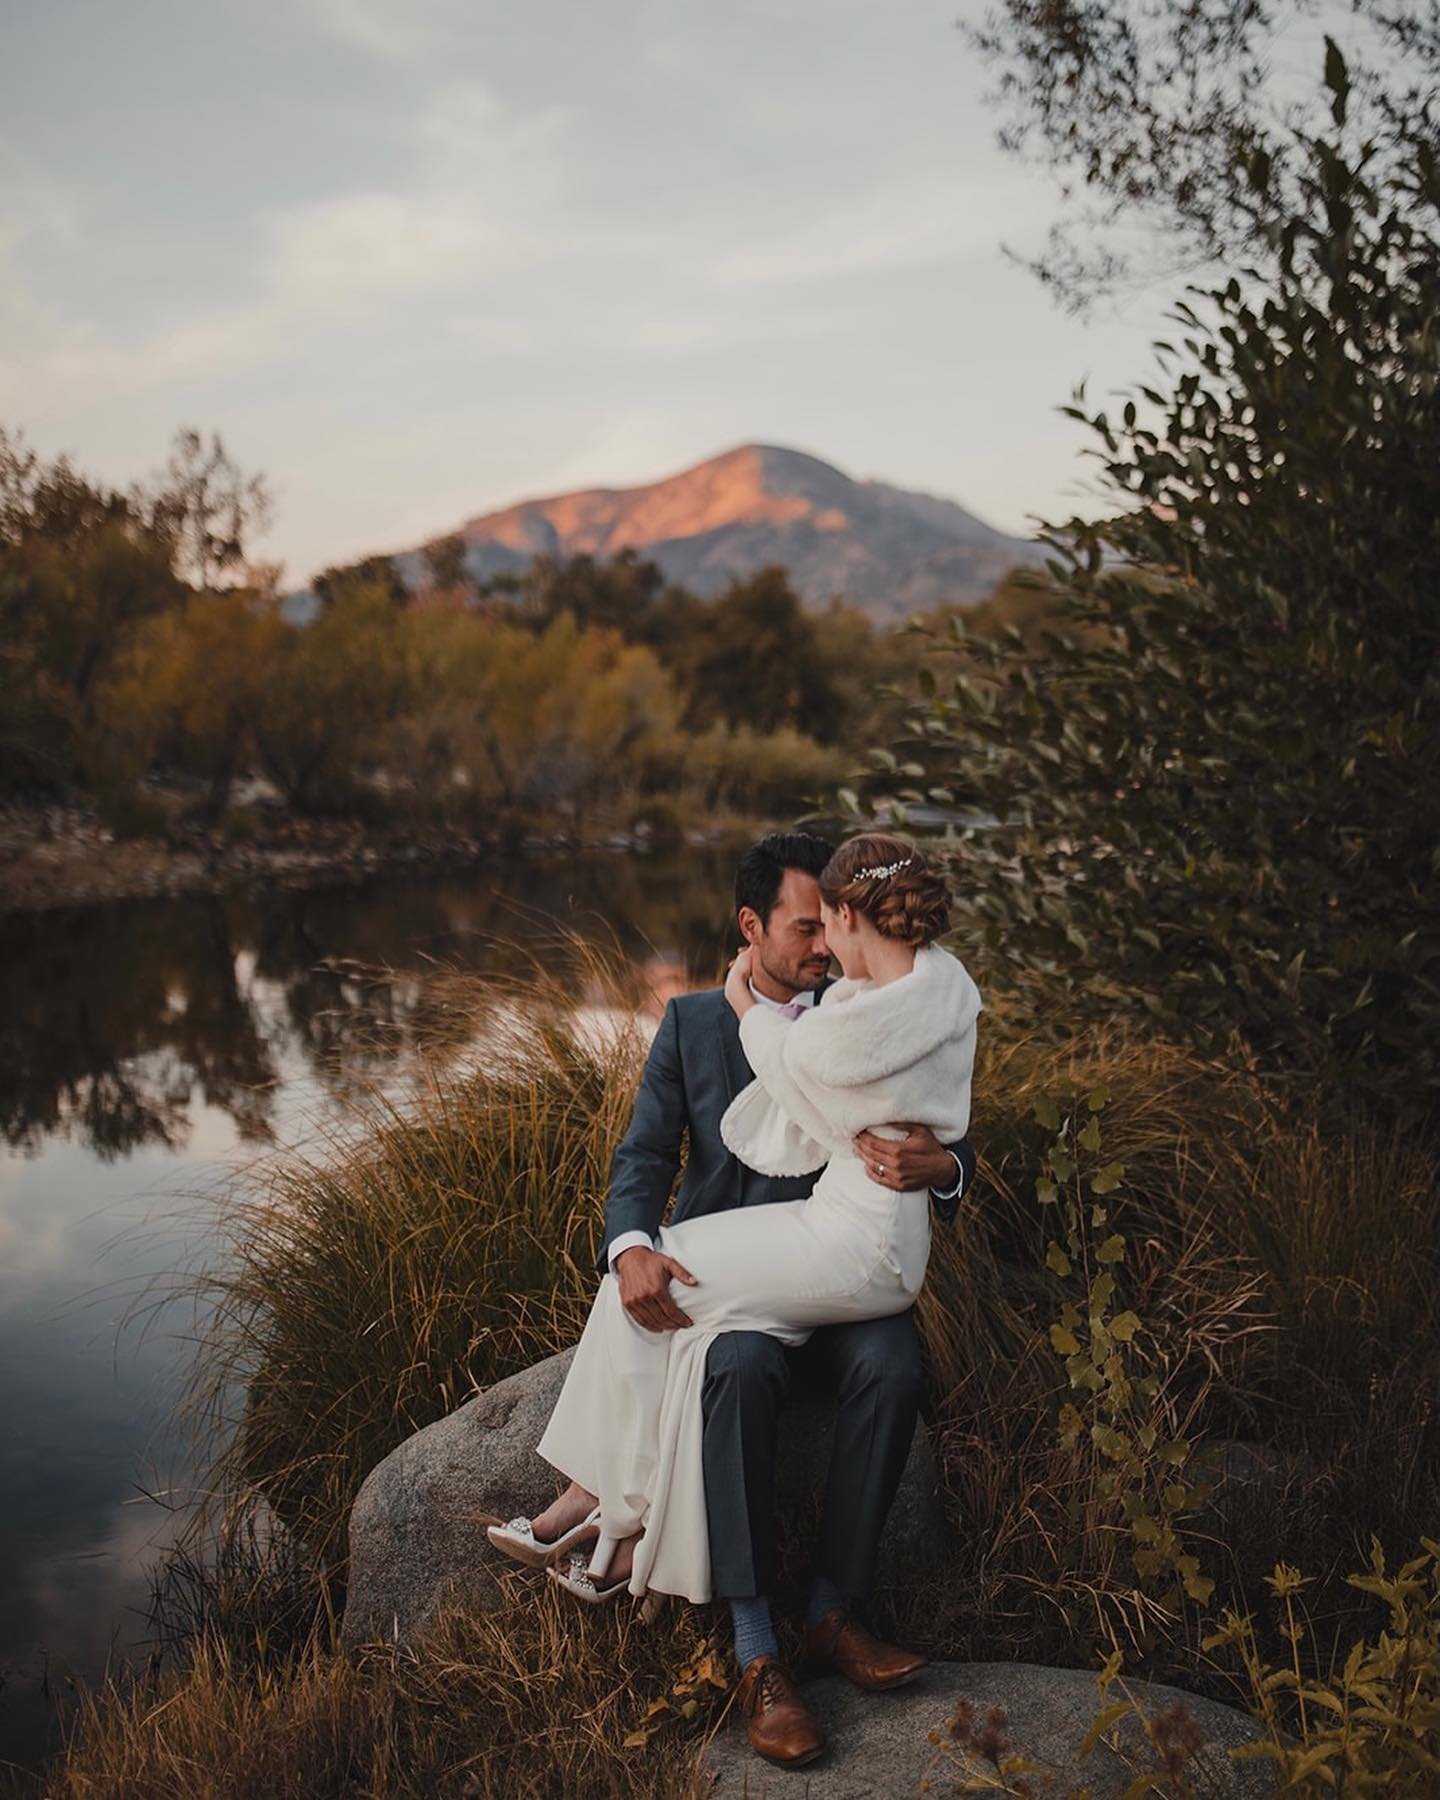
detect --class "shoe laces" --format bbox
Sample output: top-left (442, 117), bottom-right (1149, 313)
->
top-left (751, 1661), bottom-right (792, 1714)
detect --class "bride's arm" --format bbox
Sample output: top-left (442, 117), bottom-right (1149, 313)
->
top-left (723, 947), bottom-right (757, 1020)
top-left (733, 1003), bottom-right (834, 1143)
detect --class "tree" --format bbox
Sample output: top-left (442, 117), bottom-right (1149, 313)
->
top-left (0, 427), bottom-right (184, 793)
top-left (965, 0), bottom-right (1440, 310)
top-left (101, 582), bottom-right (288, 824)
top-left (389, 608), bottom-right (682, 824)
top-left (870, 48), bottom-right (1440, 1117)
top-left (517, 548), bottom-right (672, 638)
top-left (254, 579), bottom-right (413, 811)
top-left (421, 532), bottom-right (473, 601)
top-left (140, 427), bottom-right (271, 589)
top-left (678, 566), bottom-right (852, 742)
top-left (312, 553), bottom-right (408, 611)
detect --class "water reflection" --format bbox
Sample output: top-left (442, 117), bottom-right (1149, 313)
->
top-left (0, 848), bottom-right (737, 1164)
top-left (0, 846), bottom-right (739, 1770)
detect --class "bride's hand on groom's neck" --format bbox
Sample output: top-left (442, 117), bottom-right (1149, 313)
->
top-left (725, 946), bottom-right (756, 1019)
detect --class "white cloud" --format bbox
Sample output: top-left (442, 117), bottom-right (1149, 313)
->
top-left (267, 188), bottom-right (496, 300)
top-left (0, 142), bottom-right (89, 376)
top-left (709, 169), bottom-right (1047, 289)
top-left (0, 80), bottom-right (582, 411)
top-left (297, 0), bottom-right (477, 63)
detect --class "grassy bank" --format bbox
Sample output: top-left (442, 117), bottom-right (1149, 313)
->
top-left (26, 956), bottom-right (1440, 1796)
top-left (0, 792), bottom-right (771, 915)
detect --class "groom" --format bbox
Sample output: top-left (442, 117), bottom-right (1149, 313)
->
top-left (603, 832), bottom-right (976, 1767)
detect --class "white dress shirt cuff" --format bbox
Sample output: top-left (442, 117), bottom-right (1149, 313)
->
top-left (607, 1230), bottom-right (655, 1270)
top-left (930, 1151), bottom-right (967, 1202)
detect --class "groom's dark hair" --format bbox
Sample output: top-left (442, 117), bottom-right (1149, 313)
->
top-left (734, 832), bottom-right (835, 926)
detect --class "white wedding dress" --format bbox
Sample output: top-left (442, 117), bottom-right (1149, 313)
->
top-left (535, 941), bottom-right (982, 1602)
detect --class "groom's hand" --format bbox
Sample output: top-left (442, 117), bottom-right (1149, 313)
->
top-left (854, 1124), bottom-right (956, 1193)
top-left (615, 1245), bottom-right (698, 1331)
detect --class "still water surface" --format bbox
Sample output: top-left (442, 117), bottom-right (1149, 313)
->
top-left (0, 847), bottom-right (737, 1768)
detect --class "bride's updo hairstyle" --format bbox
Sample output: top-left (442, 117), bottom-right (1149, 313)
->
top-left (818, 832), bottom-right (951, 948)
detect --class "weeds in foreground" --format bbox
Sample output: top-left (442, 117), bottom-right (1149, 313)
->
top-left (921, 1541), bottom-right (1440, 1796)
top-left (1204, 1538), bottom-right (1440, 1791)
top-left (44, 1586), bottom-right (727, 1800)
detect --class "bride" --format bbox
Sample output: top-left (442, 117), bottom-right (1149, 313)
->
top-left (489, 834), bottom-right (981, 1608)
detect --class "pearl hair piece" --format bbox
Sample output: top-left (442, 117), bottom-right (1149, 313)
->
top-left (854, 856), bottom-right (915, 881)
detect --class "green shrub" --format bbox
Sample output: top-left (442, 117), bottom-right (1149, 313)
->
top-left (868, 52), bottom-right (1440, 1120)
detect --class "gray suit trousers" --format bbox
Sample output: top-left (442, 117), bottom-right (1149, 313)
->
top-left (700, 1307), bottom-right (925, 1603)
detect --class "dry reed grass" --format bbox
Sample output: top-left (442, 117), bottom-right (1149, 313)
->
top-left (182, 944), bottom-right (655, 1568)
top-left (43, 1587), bottom-right (726, 1800)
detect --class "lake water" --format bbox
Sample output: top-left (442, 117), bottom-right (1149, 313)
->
top-left (0, 846), bottom-right (740, 1770)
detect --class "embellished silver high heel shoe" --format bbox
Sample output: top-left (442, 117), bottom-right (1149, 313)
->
top-left (548, 1532), bottom-right (629, 1604)
top-left (486, 1504), bottom-right (601, 1568)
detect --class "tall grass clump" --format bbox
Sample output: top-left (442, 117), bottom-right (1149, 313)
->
top-left (45, 1586), bottom-right (726, 1800)
top-left (911, 1021), bottom-right (1440, 1684)
top-left (184, 944), bottom-right (657, 1570)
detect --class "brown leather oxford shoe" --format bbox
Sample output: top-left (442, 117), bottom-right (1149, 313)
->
top-left (803, 1607), bottom-right (928, 1691)
top-left (734, 1654), bottom-right (825, 1767)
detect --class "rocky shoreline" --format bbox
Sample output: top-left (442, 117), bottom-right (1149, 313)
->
top-left (0, 802), bottom-right (742, 915)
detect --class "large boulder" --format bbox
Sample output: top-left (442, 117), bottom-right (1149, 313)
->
top-left (701, 1662), bottom-right (1276, 1798)
top-left (342, 1346), bottom-right (950, 1647)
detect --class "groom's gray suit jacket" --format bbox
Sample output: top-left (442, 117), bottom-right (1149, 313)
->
top-left (599, 982), bottom-right (976, 1268)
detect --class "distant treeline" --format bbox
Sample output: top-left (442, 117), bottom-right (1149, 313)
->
top-left (0, 424), bottom-right (1045, 837)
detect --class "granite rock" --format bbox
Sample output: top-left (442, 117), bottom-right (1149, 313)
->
top-left (342, 1345), bottom-right (950, 1647)
top-left (700, 1661), bottom-right (1275, 1798)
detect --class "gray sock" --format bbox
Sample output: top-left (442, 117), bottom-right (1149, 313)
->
top-left (730, 1595), bottom-right (779, 1669)
top-left (806, 1574), bottom-right (847, 1630)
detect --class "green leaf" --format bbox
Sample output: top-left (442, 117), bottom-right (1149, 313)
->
top-left (1086, 1085), bottom-right (1111, 1112)
top-left (1179, 1554), bottom-right (1215, 1603)
top-left (1096, 1233), bottom-right (1126, 1264)
top-left (1077, 1699), bottom-right (1132, 1759)
top-left (1046, 1241), bottom-right (1072, 1277)
top-left (1050, 1323), bottom-right (1081, 1355)
top-left (1109, 1310), bottom-right (1141, 1342)
top-left (1033, 1094), bottom-right (1060, 1131)
top-left (1091, 1423), bottom-right (1130, 1459)
top-left (1091, 1162), bottom-right (1125, 1195)
top-left (1079, 1115), bottom-right (1102, 1153)
top-left (1066, 1352), bottom-right (1105, 1391)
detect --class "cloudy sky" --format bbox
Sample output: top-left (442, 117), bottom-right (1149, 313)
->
top-left (2, 0), bottom-right (1182, 585)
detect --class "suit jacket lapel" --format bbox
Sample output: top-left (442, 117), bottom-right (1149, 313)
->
top-left (716, 1000), bottom-right (753, 1102)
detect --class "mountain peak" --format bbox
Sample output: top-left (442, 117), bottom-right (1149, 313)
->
top-left (426, 444), bottom-right (1041, 620)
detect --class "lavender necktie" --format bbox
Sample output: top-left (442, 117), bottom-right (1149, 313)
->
top-left (779, 1000), bottom-right (806, 1020)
